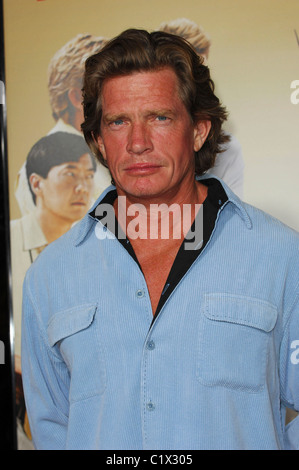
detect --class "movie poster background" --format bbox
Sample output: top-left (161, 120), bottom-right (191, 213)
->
top-left (2, 0), bottom-right (299, 449)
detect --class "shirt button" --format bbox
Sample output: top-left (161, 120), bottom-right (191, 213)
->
top-left (146, 340), bottom-right (155, 350)
top-left (136, 289), bottom-right (145, 298)
top-left (146, 401), bottom-right (155, 411)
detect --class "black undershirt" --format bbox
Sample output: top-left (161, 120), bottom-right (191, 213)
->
top-left (90, 178), bottom-right (228, 321)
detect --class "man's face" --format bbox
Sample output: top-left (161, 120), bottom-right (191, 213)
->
top-left (34, 154), bottom-right (95, 222)
top-left (97, 67), bottom-right (210, 204)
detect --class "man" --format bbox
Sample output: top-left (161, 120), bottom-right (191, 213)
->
top-left (157, 17), bottom-right (244, 198)
top-left (22, 29), bottom-right (299, 450)
top-left (25, 132), bottom-right (96, 243)
top-left (11, 132), bottom-right (96, 446)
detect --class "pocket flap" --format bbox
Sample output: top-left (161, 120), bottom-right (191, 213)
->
top-left (47, 303), bottom-right (98, 347)
top-left (203, 293), bottom-right (277, 332)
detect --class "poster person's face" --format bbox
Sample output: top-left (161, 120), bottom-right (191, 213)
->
top-left (36, 154), bottom-right (95, 222)
top-left (97, 67), bottom-right (210, 204)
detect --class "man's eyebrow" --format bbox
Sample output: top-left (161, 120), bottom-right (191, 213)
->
top-left (147, 109), bottom-right (176, 116)
top-left (102, 113), bottom-right (126, 123)
top-left (102, 109), bottom-right (176, 122)
top-left (64, 163), bottom-right (77, 168)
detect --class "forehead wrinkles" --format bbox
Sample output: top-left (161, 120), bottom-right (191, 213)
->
top-left (101, 68), bottom-right (187, 119)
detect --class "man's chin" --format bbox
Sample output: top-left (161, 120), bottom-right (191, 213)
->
top-left (116, 177), bottom-right (169, 201)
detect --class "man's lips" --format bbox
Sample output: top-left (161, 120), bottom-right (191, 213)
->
top-left (71, 201), bottom-right (87, 206)
top-left (124, 163), bottom-right (162, 174)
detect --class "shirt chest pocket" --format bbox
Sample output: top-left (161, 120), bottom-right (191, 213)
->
top-left (47, 303), bottom-right (106, 402)
top-left (197, 294), bottom-right (278, 393)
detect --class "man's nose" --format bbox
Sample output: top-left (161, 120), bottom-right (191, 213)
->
top-left (126, 122), bottom-right (153, 155)
top-left (74, 178), bottom-right (89, 194)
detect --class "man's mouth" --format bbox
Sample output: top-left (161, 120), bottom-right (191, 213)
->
top-left (71, 201), bottom-right (86, 206)
top-left (124, 163), bottom-right (162, 175)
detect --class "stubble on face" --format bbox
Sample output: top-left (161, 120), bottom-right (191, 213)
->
top-left (97, 67), bottom-right (206, 207)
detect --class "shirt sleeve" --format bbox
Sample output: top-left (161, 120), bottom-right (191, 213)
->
top-left (21, 272), bottom-right (70, 450)
top-left (280, 292), bottom-right (299, 449)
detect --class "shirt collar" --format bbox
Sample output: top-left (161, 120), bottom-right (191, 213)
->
top-left (197, 174), bottom-right (253, 230)
top-left (73, 185), bottom-right (115, 246)
top-left (72, 176), bottom-right (252, 247)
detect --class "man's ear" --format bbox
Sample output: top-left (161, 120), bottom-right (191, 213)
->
top-left (29, 173), bottom-right (43, 197)
top-left (193, 120), bottom-right (211, 152)
top-left (96, 135), bottom-right (107, 161)
top-left (68, 87), bottom-right (83, 112)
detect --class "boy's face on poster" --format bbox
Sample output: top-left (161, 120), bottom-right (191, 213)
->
top-left (31, 153), bottom-right (95, 223)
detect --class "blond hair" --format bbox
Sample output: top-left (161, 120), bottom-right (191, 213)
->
top-left (157, 18), bottom-right (211, 57)
top-left (48, 33), bottom-right (108, 120)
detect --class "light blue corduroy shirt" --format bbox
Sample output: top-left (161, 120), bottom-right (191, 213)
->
top-left (21, 176), bottom-right (299, 450)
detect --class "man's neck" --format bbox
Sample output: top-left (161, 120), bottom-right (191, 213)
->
top-left (115, 181), bottom-right (207, 316)
top-left (114, 181), bottom-right (207, 243)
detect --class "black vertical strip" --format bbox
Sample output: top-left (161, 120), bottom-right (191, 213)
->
top-left (0, 0), bottom-right (18, 450)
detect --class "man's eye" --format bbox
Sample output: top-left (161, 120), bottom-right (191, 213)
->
top-left (112, 119), bottom-right (124, 126)
top-left (156, 116), bottom-right (168, 122)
